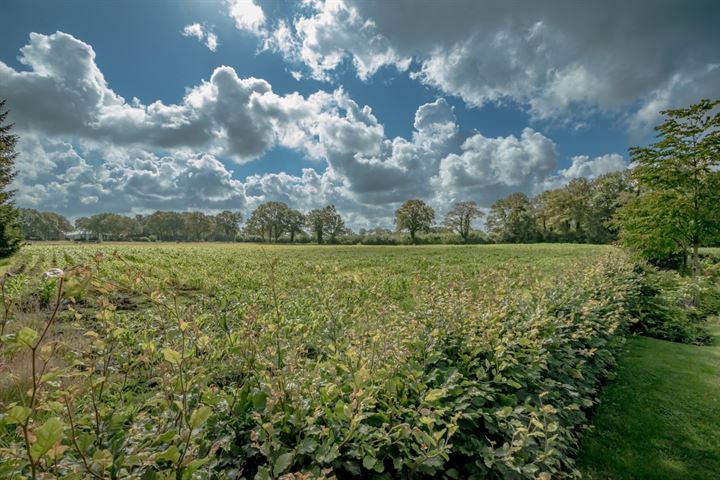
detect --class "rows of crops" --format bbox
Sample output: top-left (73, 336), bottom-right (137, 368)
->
top-left (1, 243), bottom-right (640, 479)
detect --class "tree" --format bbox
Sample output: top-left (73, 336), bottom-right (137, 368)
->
top-left (0, 100), bottom-right (22, 257)
top-left (213, 210), bottom-right (242, 241)
top-left (76, 213), bottom-right (139, 241)
top-left (614, 99), bottom-right (720, 276)
top-left (323, 205), bottom-right (346, 243)
top-left (305, 205), bottom-right (345, 244)
top-left (395, 199), bottom-right (435, 243)
top-left (19, 209), bottom-right (73, 240)
top-left (283, 209), bottom-right (305, 243)
top-left (486, 192), bottom-right (537, 243)
top-left (586, 171), bottom-right (635, 243)
top-left (143, 211), bottom-right (184, 241)
top-left (244, 202), bottom-right (291, 242)
top-left (306, 208), bottom-right (326, 244)
top-left (443, 201), bottom-right (483, 241)
top-left (182, 212), bottom-right (212, 242)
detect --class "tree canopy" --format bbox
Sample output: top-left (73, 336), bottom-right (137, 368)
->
top-left (443, 201), bottom-right (483, 241)
top-left (395, 199), bottom-right (435, 242)
top-left (614, 98), bottom-right (720, 275)
top-left (305, 205), bottom-right (345, 244)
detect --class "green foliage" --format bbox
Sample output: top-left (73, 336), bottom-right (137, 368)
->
top-left (74, 210), bottom-right (243, 242)
top-left (305, 205), bottom-right (345, 244)
top-left (19, 209), bottom-right (74, 241)
top-left (0, 100), bottom-right (22, 257)
top-left (442, 201), bottom-right (483, 241)
top-left (615, 98), bottom-right (720, 275)
top-left (244, 201), bottom-right (297, 242)
top-left (487, 192), bottom-right (537, 242)
top-left (0, 243), bottom-right (644, 478)
top-left (489, 172), bottom-right (635, 244)
top-left (625, 264), bottom-right (714, 345)
top-left (395, 199), bottom-right (435, 242)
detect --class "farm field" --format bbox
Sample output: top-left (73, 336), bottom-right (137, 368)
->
top-left (0, 242), bottom-right (693, 478)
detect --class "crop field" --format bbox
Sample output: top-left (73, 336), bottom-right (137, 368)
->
top-left (1, 243), bottom-right (646, 478)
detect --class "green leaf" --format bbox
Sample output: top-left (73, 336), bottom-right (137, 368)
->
top-left (5, 405), bottom-right (31, 424)
top-left (183, 457), bottom-right (210, 480)
top-left (189, 406), bottom-right (212, 428)
top-left (424, 388), bottom-right (447, 402)
top-left (252, 391), bottom-right (268, 411)
top-left (273, 452), bottom-right (294, 477)
top-left (362, 455), bottom-right (376, 470)
top-left (254, 466), bottom-right (271, 480)
top-left (156, 445), bottom-right (180, 464)
top-left (92, 449), bottom-right (113, 469)
top-left (17, 327), bottom-right (38, 347)
top-left (161, 348), bottom-right (182, 365)
top-left (30, 417), bottom-right (64, 461)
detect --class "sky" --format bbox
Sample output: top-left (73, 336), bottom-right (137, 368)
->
top-left (2, 0), bottom-right (719, 229)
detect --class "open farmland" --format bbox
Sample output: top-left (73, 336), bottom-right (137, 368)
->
top-left (0, 242), bottom-right (650, 479)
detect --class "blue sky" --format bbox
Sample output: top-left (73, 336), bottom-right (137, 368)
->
top-left (2, 0), bottom-right (718, 227)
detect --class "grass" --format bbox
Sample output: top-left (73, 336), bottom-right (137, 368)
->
top-left (577, 323), bottom-right (720, 479)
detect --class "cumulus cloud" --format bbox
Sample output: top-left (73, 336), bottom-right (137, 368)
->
top-left (13, 135), bottom-right (249, 215)
top-left (4, 31), bottom-right (625, 227)
top-left (434, 128), bottom-right (557, 206)
top-left (542, 153), bottom-right (626, 190)
top-left (227, 0), bottom-right (266, 35)
top-left (240, 0), bottom-right (720, 130)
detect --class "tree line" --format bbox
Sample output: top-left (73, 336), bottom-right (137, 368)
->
top-left (16, 171), bottom-right (631, 245)
top-left (486, 172), bottom-right (635, 244)
top-left (20, 209), bottom-right (244, 242)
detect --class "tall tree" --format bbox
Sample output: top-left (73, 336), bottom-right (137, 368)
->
top-left (283, 208), bottom-right (305, 243)
top-left (443, 201), bottom-right (483, 241)
top-left (323, 205), bottom-right (346, 243)
top-left (614, 98), bottom-right (720, 276)
top-left (182, 212), bottom-right (212, 242)
top-left (0, 100), bottom-right (22, 257)
top-left (486, 192), bottom-right (537, 243)
top-left (306, 208), bottom-right (326, 244)
top-left (19, 209), bottom-right (73, 240)
top-left (305, 205), bottom-right (345, 244)
top-left (244, 202), bottom-right (291, 242)
top-left (213, 210), bottom-right (243, 241)
top-left (395, 199), bottom-right (435, 243)
top-left (586, 171), bottom-right (634, 243)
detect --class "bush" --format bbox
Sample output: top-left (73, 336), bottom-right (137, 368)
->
top-left (0, 252), bottom-right (650, 479)
top-left (626, 264), bottom-right (713, 345)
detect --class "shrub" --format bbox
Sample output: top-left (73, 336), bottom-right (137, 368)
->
top-left (0, 251), bottom-right (647, 479)
top-left (626, 264), bottom-right (713, 345)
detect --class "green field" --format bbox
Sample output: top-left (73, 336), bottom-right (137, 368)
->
top-left (0, 242), bottom-right (717, 479)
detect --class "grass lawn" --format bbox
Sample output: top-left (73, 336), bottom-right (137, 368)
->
top-left (577, 323), bottom-right (720, 479)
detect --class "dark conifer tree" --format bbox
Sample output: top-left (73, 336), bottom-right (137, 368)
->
top-left (0, 100), bottom-right (22, 257)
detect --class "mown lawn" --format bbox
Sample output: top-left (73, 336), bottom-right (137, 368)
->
top-left (577, 324), bottom-right (720, 479)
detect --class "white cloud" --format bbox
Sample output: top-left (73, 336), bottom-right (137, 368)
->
top-left (227, 0), bottom-right (266, 35)
top-left (240, 0), bottom-right (720, 130)
top-left (4, 31), bottom-right (626, 227)
top-left (542, 153), bottom-right (626, 190)
top-left (434, 128), bottom-right (558, 206)
top-left (182, 23), bottom-right (218, 51)
top-left (182, 23), bottom-right (204, 40)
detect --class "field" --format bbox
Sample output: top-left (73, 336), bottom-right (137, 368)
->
top-left (0, 242), bottom-right (700, 479)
